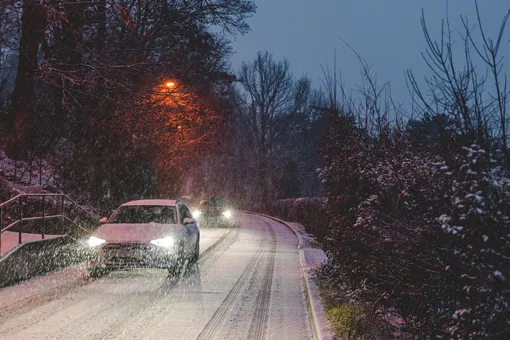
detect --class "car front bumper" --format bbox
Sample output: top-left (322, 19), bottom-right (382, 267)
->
top-left (88, 243), bottom-right (180, 269)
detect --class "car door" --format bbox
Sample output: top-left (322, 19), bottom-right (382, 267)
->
top-left (182, 204), bottom-right (199, 246)
top-left (178, 203), bottom-right (198, 252)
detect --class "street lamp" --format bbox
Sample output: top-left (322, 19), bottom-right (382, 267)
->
top-left (166, 81), bottom-right (176, 88)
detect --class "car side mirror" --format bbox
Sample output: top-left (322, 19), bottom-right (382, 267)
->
top-left (99, 217), bottom-right (108, 224)
top-left (183, 217), bottom-right (195, 225)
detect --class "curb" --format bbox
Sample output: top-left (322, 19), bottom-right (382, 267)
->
top-left (240, 210), bottom-right (334, 340)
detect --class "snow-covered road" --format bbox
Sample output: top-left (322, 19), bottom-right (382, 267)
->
top-left (0, 213), bottom-right (312, 340)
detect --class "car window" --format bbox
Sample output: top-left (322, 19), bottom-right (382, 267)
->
top-left (109, 205), bottom-right (175, 224)
top-left (177, 204), bottom-right (185, 223)
top-left (183, 205), bottom-right (193, 219)
top-left (200, 198), bottom-right (225, 208)
top-left (213, 198), bottom-right (226, 206)
top-left (177, 203), bottom-right (193, 223)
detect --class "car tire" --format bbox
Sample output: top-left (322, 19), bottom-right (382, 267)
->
top-left (189, 236), bottom-right (200, 265)
top-left (168, 240), bottom-right (186, 276)
top-left (88, 265), bottom-right (109, 278)
top-left (167, 265), bottom-right (178, 276)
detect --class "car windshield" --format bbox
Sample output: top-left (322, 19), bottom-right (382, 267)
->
top-left (201, 198), bottom-right (226, 207)
top-left (109, 205), bottom-right (175, 224)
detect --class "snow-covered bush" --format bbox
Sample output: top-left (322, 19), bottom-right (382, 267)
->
top-left (319, 127), bottom-right (510, 337)
top-left (433, 145), bottom-right (510, 338)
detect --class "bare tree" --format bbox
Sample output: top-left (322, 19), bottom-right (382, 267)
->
top-left (406, 6), bottom-right (492, 148)
top-left (236, 51), bottom-right (312, 203)
top-left (462, 0), bottom-right (510, 160)
top-left (320, 44), bottom-right (394, 139)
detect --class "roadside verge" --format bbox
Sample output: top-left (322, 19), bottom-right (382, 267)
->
top-left (241, 210), bottom-right (335, 340)
top-left (0, 236), bottom-right (87, 288)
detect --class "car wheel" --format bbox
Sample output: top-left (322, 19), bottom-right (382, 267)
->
top-left (167, 240), bottom-right (186, 276)
top-left (189, 236), bottom-right (200, 265)
top-left (88, 265), bottom-right (109, 278)
top-left (167, 266), bottom-right (179, 276)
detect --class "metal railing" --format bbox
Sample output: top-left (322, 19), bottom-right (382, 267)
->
top-left (0, 194), bottom-right (99, 255)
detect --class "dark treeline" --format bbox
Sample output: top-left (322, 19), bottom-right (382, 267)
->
top-left (0, 0), bottom-right (256, 210)
top-left (191, 51), bottom-right (327, 208)
top-left (0, 0), bottom-right (324, 212)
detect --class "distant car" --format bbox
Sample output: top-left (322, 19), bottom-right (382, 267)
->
top-left (86, 199), bottom-right (199, 275)
top-left (192, 198), bottom-right (237, 228)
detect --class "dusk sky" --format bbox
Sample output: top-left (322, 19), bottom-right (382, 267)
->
top-left (230, 0), bottom-right (510, 107)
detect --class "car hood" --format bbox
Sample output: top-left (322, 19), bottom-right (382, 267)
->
top-left (92, 223), bottom-right (184, 243)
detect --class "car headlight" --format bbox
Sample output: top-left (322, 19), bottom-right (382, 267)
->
top-left (87, 236), bottom-right (106, 247)
top-left (222, 210), bottom-right (232, 218)
top-left (192, 210), bottom-right (201, 218)
top-left (150, 236), bottom-right (176, 248)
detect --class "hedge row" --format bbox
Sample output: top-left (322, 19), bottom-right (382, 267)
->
top-left (267, 197), bottom-right (328, 241)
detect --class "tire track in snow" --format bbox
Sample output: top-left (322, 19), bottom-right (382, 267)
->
top-left (198, 228), bottom-right (237, 265)
top-left (0, 293), bottom-right (113, 338)
top-left (0, 276), bottom-right (107, 337)
top-left (48, 291), bottom-right (151, 340)
top-left (248, 220), bottom-right (277, 340)
top-left (198, 227), bottom-right (240, 277)
top-left (195, 238), bottom-right (264, 340)
top-left (0, 266), bottom-right (94, 318)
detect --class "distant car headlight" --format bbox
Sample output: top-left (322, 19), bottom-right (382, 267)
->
top-left (150, 236), bottom-right (176, 248)
top-left (87, 236), bottom-right (106, 247)
top-left (192, 210), bottom-right (201, 218)
top-left (222, 210), bottom-right (232, 218)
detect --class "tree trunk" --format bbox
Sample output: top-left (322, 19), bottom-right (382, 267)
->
top-left (5, 0), bottom-right (44, 160)
top-left (52, 1), bottom-right (85, 139)
top-left (96, 0), bottom-right (106, 52)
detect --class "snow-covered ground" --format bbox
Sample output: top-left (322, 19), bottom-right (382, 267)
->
top-left (0, 149), bottom-right (58, 189)
top-left (1, 232), bottom-right (62, 256)
top-left (286, 221), bottom-right (328, 267)
top-left (0, 214), bottom-right (311, 340)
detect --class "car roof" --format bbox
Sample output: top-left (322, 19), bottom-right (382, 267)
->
top-left (120, 199), bottom-right (180, 207)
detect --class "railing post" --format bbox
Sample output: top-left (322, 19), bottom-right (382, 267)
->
top-left (61, 195), bottom-right (65, 218)
top-left (29, 157), bottom-right (32, 185)
top-left (39, 154), bottom-right (43, 186)
top-left (42, 195), bottom-right (46, 239)
top-left (18, 196), bottom-right (23, 244)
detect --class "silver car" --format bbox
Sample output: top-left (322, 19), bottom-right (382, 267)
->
top-left (86, 199), bottom-right (199, 274)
